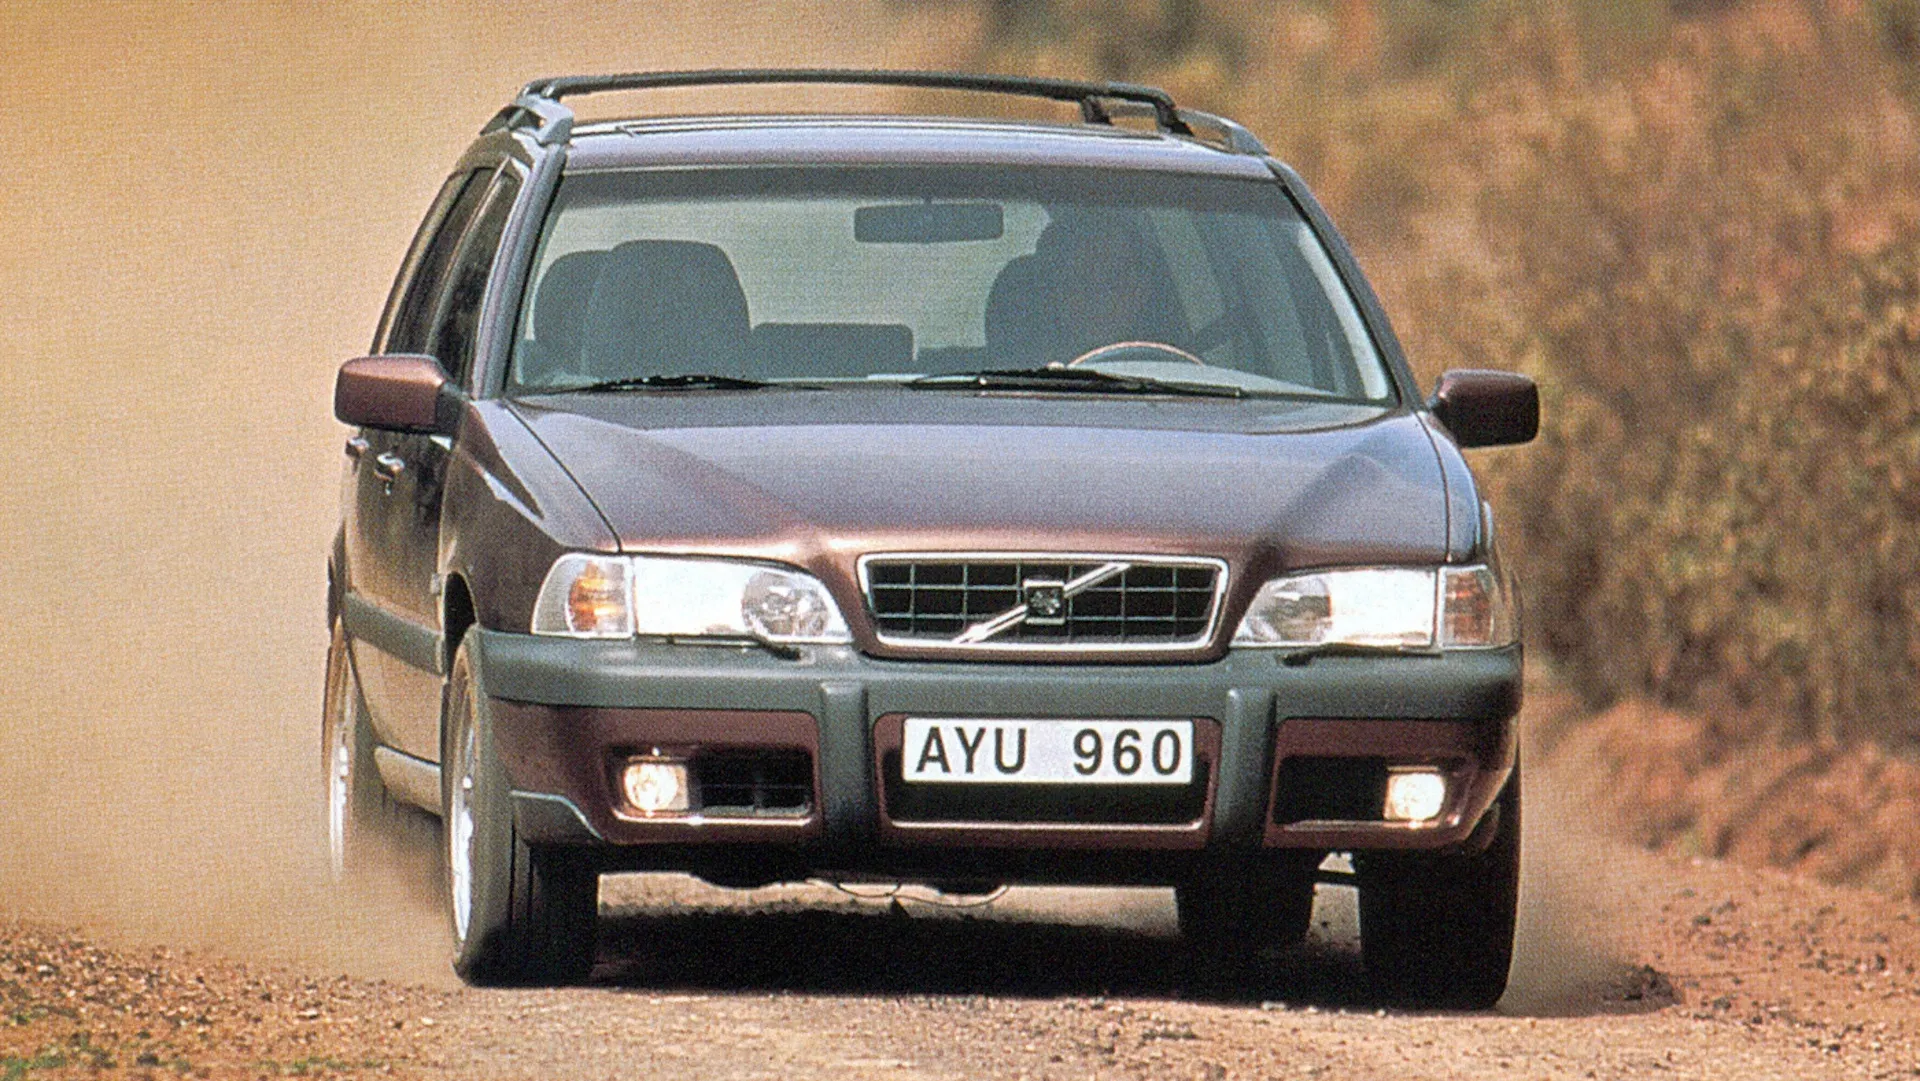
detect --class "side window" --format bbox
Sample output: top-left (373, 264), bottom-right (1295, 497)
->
top-left (382, 167), bottom-right (495, 357)
top-left (372, 171), bottom-right (472, 353)
top-left (428, 169), bottom-right (524, 386)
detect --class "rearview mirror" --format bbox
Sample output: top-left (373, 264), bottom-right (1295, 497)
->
top-left (855, 202), bottom-right (1004, 244)
top-left (334, 354), bottom-right (453, 434)
top-left (1429, 369), bottom-right (1539, 448)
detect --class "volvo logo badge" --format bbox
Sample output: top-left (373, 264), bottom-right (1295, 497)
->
top-left (1022, 578), bottom-right (1067, 626)
top-left (943, 561), bottom-right (1132, 645)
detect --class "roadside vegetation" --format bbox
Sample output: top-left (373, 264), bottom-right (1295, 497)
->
top-left (932, 0), bottom-right (1920, 895)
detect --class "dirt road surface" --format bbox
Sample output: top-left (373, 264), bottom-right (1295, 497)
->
top-left (7, 753), bottom-right (1920, 1081)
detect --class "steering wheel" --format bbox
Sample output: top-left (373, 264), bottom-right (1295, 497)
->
top-left (1064, 340), bottom-right (1206, 368)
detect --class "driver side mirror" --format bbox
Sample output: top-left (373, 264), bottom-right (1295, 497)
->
top-left (1429, 369), bottom-right (1539, 448)
top-left (334, 354), bottom-right (456, 434)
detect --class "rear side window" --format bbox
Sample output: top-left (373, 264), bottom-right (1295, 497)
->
top-left (372, 171), bottom-right (471, 353)
top-left (429, 169), bottom-right (524, 385)
top-left (381, 167), bottom-right (494, 356)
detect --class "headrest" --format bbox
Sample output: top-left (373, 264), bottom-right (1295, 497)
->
top-left (1031, 209), bottom-right (1150, 268)
top-left (751, 322), bottom-right (915, 379)
top-left (577, 240), bottom-right (751, 380)
top-left (984, 254), bottom-right (1056, 366)
top-left (531, 249), bottom-right (606, 370)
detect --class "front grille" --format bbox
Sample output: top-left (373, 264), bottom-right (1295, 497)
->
top-left (862, 556), bottom-right (1223, 650)
top-left (691, 750), bottom-right (812, 816)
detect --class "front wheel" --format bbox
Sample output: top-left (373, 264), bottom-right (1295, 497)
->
top-left (1176, 854), bottom-right (1317, 986)
top-left (1356, 764), bottom-right (1521, 1010)
top-left (442, 630), bottom-right (599, 985)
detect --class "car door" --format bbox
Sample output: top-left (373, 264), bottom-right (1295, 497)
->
top-left (344, 163), bottom-right (524, 761)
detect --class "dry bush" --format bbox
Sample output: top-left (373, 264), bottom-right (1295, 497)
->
top-left (948, 0), bottom-right (1920, 747)
top-left (1431, 8), bottom-right (1920, 745)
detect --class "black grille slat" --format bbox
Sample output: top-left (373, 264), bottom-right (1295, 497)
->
top-left (1272, 757), bottom-right (1388, 824)
top-left (866, 558), bottom-right (1219, 647)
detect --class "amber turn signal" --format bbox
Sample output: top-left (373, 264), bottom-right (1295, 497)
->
top-left (531, 554), bottom-right (634, 638)
top-left (568, 563), bottom-right (627, 634)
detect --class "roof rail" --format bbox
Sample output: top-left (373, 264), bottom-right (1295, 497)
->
top-left (480, 94), bottom-right (577, 146)
top-left (481, 68), bottom-right (1200, 146)
top-left (1177, 109), bottom-right (1268, 155)
top-left (1099, 99), bottom-right (1269, 155)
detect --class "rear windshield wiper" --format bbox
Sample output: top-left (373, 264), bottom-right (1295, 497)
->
top-left (563, 373), bottom-right (780, 393)
top-left (908, 367), bottom-right (1246, 399)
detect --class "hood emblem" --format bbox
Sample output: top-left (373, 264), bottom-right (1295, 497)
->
top-left (952, 561), bottom-right (1129, 644)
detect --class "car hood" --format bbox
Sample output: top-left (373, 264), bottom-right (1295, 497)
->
top-left (507, 389), bottom-right (1454, 578)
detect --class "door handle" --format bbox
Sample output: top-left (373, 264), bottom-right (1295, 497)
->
top-left (372, 452), bottom-right (406, 486)
top-left (344, 436), bottom-right (370, 461)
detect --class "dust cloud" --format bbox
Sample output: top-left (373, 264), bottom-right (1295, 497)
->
top-left (0, 1), bottom-right (967, 981)
top-left (1501, 729), bottom-right (1645, 1016)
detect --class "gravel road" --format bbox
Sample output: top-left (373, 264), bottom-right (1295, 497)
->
top-left (6, 759), bottom-right (1920, 1081)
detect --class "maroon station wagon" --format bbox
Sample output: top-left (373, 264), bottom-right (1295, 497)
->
top-left (323, 70), bottom-right (1539, 1002)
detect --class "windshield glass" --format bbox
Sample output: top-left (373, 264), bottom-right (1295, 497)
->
top-left (508, 166), bottom-right (1396, 401)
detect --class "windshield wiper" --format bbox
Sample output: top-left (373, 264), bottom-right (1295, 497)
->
top-left (565, 373), bottom-right (779, 393)
top-left (908, 367), bottom-right (1245, 399)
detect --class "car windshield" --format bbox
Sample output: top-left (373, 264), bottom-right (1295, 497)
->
top-left (507, 166), bottom-right (1396, 402)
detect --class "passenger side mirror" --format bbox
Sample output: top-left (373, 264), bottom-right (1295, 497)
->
top-left (1428, 369), bottom-right (1539, 448)
top-left (334, 354), bottom-right (455, 434)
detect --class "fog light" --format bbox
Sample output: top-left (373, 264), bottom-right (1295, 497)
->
top-left (622, 759), bottom-right (690, 816)
top-left (1383, 768), bottom-right (1447, 822)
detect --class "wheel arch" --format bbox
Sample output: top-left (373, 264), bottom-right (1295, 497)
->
top-left (442, 572), bottom-right (478, 676)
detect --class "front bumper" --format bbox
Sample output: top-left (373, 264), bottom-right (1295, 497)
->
top-left (476, 630), bottom-right (1520, 879)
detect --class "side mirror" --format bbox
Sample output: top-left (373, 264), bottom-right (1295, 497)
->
top-left (334, 355), bottom-right (453, 434)
top-left (1429, 369), bottom-right (1539, 448)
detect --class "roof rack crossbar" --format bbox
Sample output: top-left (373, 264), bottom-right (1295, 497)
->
top-left (496, 68), bottom-right (1197, 144)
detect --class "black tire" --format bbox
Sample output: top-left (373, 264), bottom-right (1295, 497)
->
top-left (322, 618), bottom-right (389, 881)
top-left (1177, 854), bottom-right (1317, 984)
top-left (1356, 764), bottom-right (1521, 1010)
top-left (442, 630), bottom-right (598, 986)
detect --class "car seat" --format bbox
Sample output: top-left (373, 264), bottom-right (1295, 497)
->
top-left (576, 240), bottom-right (751, 382)
top-left (525, 249), bottom-right (606, 381)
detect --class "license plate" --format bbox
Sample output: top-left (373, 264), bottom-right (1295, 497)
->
top-left (901, 718), bottom-right (1193, 785)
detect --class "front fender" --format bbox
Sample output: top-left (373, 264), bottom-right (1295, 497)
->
top-left (437, 399), bottom-right (617, 636)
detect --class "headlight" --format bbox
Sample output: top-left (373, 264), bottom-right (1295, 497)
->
top-left (1232, 565), bottom-right (1514, 650)
top-left (532, 554), bottom-right (851, 644)
top-left (629, 558), bottom-right (850, 642)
